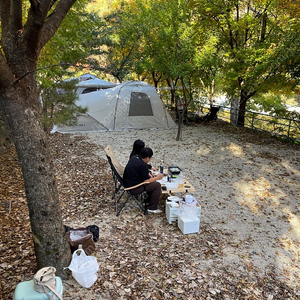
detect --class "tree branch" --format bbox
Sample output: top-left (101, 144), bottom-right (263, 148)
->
top-left (0, 1), bottom-right (10, 37)
top-left (14, 59), bottom-right (80, 83)
top-left (38, 0), bottom-right (77, 50)
top-left (29, 0), bottom-right (39, 10)
top-left (0, 52), bottom-right (16, 90)
top-left (21, 1), bottom-right (53, 56)
top-left (9, 0), bottom-right (22, 32)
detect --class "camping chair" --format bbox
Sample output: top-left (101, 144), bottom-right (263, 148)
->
top-left (105, 147), bottom-right (149, 216)
top-left (104, 145), bottom-right (125, 177)
top-left (201, 106), bottom-right (220, 123)
top-left (104, 145), bottom-right (125, 202)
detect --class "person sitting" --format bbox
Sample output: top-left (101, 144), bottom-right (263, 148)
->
top-left (129, 139), bottom-right (156, 173)
top-left (130, 139), bottom-right (145, 159)
top-left (123, 147), bottom-right (164, 214)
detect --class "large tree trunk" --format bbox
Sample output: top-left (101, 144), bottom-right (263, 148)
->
top-left (230, 91), bottom-right (256, 127)
top-left (230, 97), bottom-right (239, 126)
top-left (237, 87), bottom-right (256, 127)
top-left (0, 0), bottom-right (78, 278)
top-left (231, 75), bottom-right (257, 127)
top-left (0, 76), bottom-right (71, 277)
top-left (237, 90), bottom-right (247, 127)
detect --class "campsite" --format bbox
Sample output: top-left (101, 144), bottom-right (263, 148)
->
top-left (52, 80), bottom-right (176, 133)
top-left (1, 1), bottom-right (300, 299)
top-left (1, 120), bottom-right (300, 299)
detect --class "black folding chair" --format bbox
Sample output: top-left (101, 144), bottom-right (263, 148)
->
top-left (201, 106), bottom-right (220, 123)
top-left (106, 154), bottom-right (149, 216)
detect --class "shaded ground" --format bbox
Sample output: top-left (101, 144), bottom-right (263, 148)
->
top-left (1, 121), bottom-right (300, 299)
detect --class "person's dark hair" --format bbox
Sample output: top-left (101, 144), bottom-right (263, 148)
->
top-left (130, 139), bottom-right (145, 158)
top-left (139, 147), bottom-right (153, 159)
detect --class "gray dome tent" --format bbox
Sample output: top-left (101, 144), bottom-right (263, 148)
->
top-left (52, 81), bottom-right (176, 133)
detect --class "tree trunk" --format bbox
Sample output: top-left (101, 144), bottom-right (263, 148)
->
top-left (151, 71), bottom-right (162, 88)
top-left (237, 93), bottom-right (247, 126)
top-left (0, 0), bottom-right (78, 279)
top-left (176, 114), bottom-right (182, 141)
top-left (230, 97), bottom-right (239, 126)
top-left (0, 78), bottom-right (71, 278)
top-left (237, 87), bottom-right (254, 127)
top-left (166, 77), bottom-right (179, 111)
top-left (232, 76), bottom-right (256, 127)
top-left (0, 112), bottom-right (12, 154)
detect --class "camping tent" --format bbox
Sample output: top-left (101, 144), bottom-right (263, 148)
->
top-left (76, 78), bottom-right (117, 95)
top-left (52, 81), bottom-right (176, 133)
top-left (77, 73), bottom-right (97, 81)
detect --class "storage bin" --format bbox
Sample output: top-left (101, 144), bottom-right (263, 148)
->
top-left (13, 277), bottom-right (63, 300)
top-left (178, 215), bottom-right (200, 234)
top-left (166, 200), bottom-right (201, 225)
top-left (165, 200), bottom-right (180, 224)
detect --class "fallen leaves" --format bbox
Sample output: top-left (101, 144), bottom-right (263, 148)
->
top-left (1, 126), bottom-right (300, 299)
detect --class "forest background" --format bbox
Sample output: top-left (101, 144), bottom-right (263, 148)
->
top-left (0, 0), bottom-right (300, 296)
top-left (38, 0), bottom-right (300, 130)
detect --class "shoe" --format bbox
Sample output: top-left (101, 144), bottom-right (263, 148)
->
top-left (147, 209), bottom-right (163, 214)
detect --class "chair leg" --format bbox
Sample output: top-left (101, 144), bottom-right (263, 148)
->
top-left (115, 191), bottom-right (128, 216)
top-left (114, 190), bottom-right (149, 216)
top-left (142, 192), bottom-right (149, 215)
top-left (131, 194), bottom-right (146, 214)
top-left (144, 202), bottom-right (148, 215)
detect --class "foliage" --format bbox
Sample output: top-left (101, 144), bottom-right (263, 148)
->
top-left (89, 0), bottom-right (206, 91)
top-left (37, 1), bottom-right (98, 130)
top-left (38, 1), bottom-right (93, 75)
top-left (34, 0), bottom-right (300, 124)
top-left (39, 79), bottom-right (87, 132)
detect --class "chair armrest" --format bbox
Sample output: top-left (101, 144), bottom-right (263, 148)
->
top-left (124, 181), bottom-right (150, 191)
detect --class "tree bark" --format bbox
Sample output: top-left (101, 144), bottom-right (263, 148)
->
top-left (236, 83), bottom-right (256, 127)
top-left (237, 89), bottom-right (247, 126)
top-left (0, 0), bottom-right (78, 278)
top-left (230, 97), bottom-right (239, 126)
top-left (0, 76), bottom-right (71, 278)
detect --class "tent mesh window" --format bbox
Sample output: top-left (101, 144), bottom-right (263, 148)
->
top-left (129, 92), bottom-right (153, 116)
top-left (82, 87), bottom-right (100, 94)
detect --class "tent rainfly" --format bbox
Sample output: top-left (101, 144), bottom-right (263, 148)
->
top-left (76, 78), bottom-right (117, 95)
top-left (52, 81), bottom-right (176, 133)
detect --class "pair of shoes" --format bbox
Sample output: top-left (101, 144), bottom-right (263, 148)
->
top-left (147, 209), bottom-right (163, 214)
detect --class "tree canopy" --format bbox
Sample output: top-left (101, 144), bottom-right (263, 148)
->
top-left (87, 0), bottom-right (300, 124)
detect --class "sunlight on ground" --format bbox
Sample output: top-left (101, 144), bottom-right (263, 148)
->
top-left (196, 146), bottom-right (211, 156)
top-left (235, 177), bottom-right (276, 214)
top-left (278, 207), bottom-right (300, 269)
top-left (281, 160), bottom-right (299, 171)
top-left (235, 173), bottom-right (300, 283)
top-left (285, 209), bottom-right (300, 238)
top-left (225, 143), bottom-right (244, 157)
top-left (276, 219), bottom-right (300, 284)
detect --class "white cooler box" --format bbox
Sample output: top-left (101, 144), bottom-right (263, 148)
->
top-left (178, 215), bottom-right (200, 234)
top-left (165, 200), bottom-right (201, 225)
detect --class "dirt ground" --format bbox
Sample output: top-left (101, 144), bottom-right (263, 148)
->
top-left (1, 121), bottom-right (300, 299)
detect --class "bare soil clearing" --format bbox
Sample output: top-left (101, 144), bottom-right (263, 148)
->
top-left (1, 121), bottom-right (300, 299)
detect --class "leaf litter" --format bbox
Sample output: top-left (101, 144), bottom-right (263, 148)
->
top-left (0, 121), bottom-right (300, 299)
